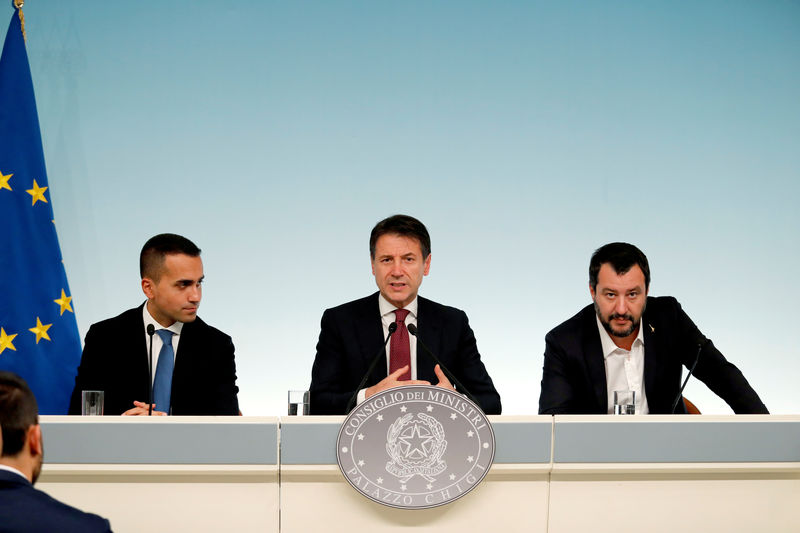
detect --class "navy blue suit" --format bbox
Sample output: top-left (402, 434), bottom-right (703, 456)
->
top-left (0, 469), bottom-right (111, 532)
top-left (68, 304), bottom-right (239, 415)
top-left (310, 293), bottom-right (501, 415)
top-left (538, 296), bottom-right (768, 414)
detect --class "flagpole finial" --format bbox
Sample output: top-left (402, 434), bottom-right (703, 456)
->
top-left (13, 0), bottom-right (26, 41)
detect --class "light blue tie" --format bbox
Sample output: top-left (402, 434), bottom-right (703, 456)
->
top-left (153, 329), bottom-right (175, 414)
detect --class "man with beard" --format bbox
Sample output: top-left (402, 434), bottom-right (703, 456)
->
top-left (0, 371), bottom-right (112, 531)
top-left (538, 243), bottom-right (767, 414)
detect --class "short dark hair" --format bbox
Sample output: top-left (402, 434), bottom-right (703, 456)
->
top-left (589, 242), bottom-right (651, 291)
top-left (0, 371), bottom-right (39, 457)
top-left (369, 215), bottom-right (431, 259)
top-left (140, 233), bottom-right (201, 280)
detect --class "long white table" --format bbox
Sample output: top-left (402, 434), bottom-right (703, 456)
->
top-left (37, 415), bottom-right (800, 532)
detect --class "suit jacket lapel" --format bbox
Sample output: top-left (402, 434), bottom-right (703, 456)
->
top-left (131, 304), bottom-right (152, 389)
top-left (415, 297), bottom-right (439, 382)
top-left (642, 309), bottom-right (658, 411)
top-left (354, 293), bottom-right (386, 383)
top-left (581, 308), bottom-right (609, 413)
top-left (174, 318), bottom-right (196, 363)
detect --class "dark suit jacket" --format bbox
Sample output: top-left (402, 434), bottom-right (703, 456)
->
top-left (0, 469), bottom-right (112, 532)
top-left (538, 296), bottom-right (768, 414)
top-left (68, 304), bottom-right (239, 415)
top-left (309, 293), bottom-right (501, 415)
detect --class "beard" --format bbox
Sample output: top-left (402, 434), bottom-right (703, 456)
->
top-left (594, 300), bottom-right (644, 338)
top-left (31, 445), bottom-right (44, 485)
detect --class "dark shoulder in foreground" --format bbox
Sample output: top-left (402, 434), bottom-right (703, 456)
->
top-left (0, 477), bottom-right (111, 532)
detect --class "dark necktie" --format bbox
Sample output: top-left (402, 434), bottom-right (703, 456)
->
top-left (153, 329), bottom-right (175, 414)
top-left (389, 309), bottom-right (411, 380)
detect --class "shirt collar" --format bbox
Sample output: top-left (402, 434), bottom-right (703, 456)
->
top-left (595, 314), bottom-right (645, 359)
top-left (0, 464), bottom-right (28, 482)
top-left (142, 302), bottom-right (184, 336)
top-left (378, 293), bottom-right (418, 319)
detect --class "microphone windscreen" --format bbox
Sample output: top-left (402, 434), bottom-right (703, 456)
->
top-left (407, 323), bottom-right (417, 335)
top-left (388, 322), bottom-right (398, 334)
top-left (147, 324), bottom-right (155, 336)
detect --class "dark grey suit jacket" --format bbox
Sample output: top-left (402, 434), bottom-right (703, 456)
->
top-left (68, 304), bottom-right (239, 415)
top-left (0, 469), bottom-right (112, 532)
top-left (538, 296), bottom-right (768, 414)
top-left (309, 293), bottom-right (501, 415)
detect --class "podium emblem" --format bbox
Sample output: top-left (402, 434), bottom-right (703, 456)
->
top-left (337, 385), bottom-right (495, 509)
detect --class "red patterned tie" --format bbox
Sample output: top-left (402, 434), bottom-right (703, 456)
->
top-left (389, 309), bottom-right (411, 380)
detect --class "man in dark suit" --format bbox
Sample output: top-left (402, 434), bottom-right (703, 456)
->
top-left (1, 371), bottom-right (112, 532)
top-left (309, 215), bottom-right (501, 415)
top-left (68, 234), bottom-right (238, 416)
top-left (538, 242), bottom-right (767, 415)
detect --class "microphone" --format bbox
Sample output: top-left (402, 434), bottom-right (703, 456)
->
top-left (671, 338), bottom-right (710, 413)
top-left (407, 323), bottom-right (480, 408)
top-left (345, 322), bottom-right (398, 413)
top-left (146, 324), bottom-right (155, 416)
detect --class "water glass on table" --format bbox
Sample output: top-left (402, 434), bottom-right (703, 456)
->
top-left (613, 390), bottom-right (635, 415)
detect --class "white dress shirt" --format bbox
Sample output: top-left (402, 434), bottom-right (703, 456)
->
top-left (356, 294), bottom-right (419, 405)
top-left (142, 303), bottom-right (183, 385)
top-left (596, 316), bottom-right (649, 414)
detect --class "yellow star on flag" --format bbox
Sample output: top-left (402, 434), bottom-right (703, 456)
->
top-left (26, 179), bottom-right (48, 205)
top-left (0, 170), bottom-right (12, 191)
top-left (54, 289), bottom-right (74, 315)
top-left (0, 328), bottom-right (18, 354)
top-left (29, 317), bottom-right (52, 344)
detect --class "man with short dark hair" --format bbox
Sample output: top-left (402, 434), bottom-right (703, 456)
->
top-left (309, 214), bottom-right (501, 415)
top-left (538, 242), bottom-right (768, 415)
top-left (68, 234), bottom-right (239, 415)
top-left (0, 371), bottom-right (112, 532)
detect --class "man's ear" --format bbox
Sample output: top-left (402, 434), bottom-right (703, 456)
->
top-left (142, 277), bottom-right (155, 299)
top-left (27, 425), bottom-right (43, 457)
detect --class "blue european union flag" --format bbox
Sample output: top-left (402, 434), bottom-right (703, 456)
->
top-left (0, 7), bottom-right (81, 414)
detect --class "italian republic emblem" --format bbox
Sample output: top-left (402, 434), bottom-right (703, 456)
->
top-left (336, 385), bottom-right (495, 509)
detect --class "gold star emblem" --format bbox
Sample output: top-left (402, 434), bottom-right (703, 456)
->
top-left (0, 170), bottom-right (12, 191)
top-left (54, 289), bottom-right (74, 315)
top-left (29, 317), bottom-right (52, 344)
top-left (0, 328), bottom-right (18, 354)
top-left (26, 179), bottom-right (48, 206)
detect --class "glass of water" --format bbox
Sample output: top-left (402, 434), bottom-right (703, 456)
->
top-left (287, 390), bottom-right (310, 416)
top-left (613, 390), bottom-right (635, 415)
top-left (81, 390), bottom-right (104, 416)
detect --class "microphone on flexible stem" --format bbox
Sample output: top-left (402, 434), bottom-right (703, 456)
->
top-left (671, 338), bottom-right (710, 413)
top-left (406, 323), bottom-right (480, 408)
top-left (146, 324), bottom-right (155, 416)
top-left (345, 322), bottom-right (398, 414)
